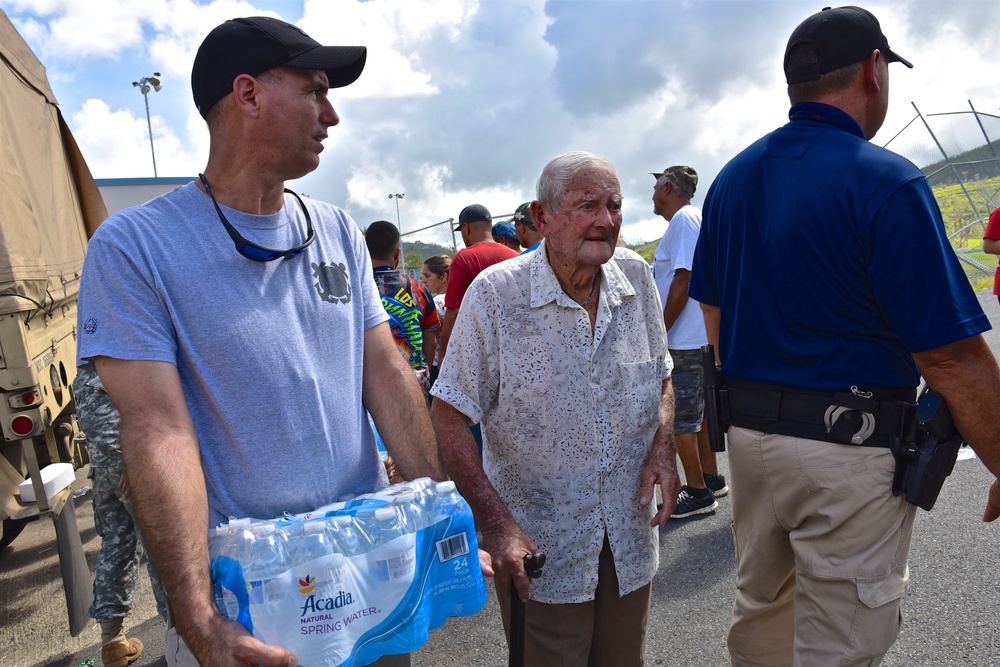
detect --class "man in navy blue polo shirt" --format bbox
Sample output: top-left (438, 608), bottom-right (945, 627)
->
top-left (690, 6), bottom-right (1000, 666)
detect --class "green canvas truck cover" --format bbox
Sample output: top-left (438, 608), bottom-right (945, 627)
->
top-left (0, 8), bottom-right (107, 317)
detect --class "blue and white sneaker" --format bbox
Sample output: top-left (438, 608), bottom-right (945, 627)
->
top-left (704, 472), bottom-right (730, 498)
top-left (670, 486), bottom-right (719, 519)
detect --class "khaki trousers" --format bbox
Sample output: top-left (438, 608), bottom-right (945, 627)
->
top-left (727, 426), bottom-right (917, 667)
top-left (496, 534), bottom-right (652, 667)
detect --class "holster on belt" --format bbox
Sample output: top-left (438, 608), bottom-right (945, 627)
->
top-left (701, 345), bottom-right (729, 452)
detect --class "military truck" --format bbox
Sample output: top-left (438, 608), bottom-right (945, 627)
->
top-left (0, 8), bottom-right (108, 635)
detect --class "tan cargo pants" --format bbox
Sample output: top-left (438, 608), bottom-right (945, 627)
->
top-left (726, 426), bottom-right (917, 667)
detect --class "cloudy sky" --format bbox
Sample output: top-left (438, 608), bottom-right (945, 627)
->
top-left (5, 0), bottom-right (999, 247)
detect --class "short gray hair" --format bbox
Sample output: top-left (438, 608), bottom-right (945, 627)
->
top-left (536, 151), bottom-right (616, 211)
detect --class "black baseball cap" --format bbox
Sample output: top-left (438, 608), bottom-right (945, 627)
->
top-left (784, 6), bottom-right (912, 85)
top-left (192, 16), bottom-right (367, 118)
top-left (454, 204), bottom-right (491, 231)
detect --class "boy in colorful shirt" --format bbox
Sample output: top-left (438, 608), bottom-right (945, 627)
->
top-left (366, 220), bottom-right (440, 390)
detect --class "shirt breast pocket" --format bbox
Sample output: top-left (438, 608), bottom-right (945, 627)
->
top-left (616, 358), bottom-right (662, 429)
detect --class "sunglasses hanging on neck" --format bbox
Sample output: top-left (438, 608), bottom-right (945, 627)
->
top-left (199, 173), bottom-right (315, 262)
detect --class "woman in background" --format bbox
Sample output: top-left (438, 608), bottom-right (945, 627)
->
top-left (420, 254), bottom-right (451, 386)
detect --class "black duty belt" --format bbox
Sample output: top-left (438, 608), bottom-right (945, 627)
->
top-left (723, 377), bottom-right (916, 449)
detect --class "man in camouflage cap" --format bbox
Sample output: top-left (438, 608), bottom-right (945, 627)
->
top-left (651, 165), bottom-right (698, 199)
top-left (512, 201), bottom-right (542, 254)
top-left (651, 166), bottom-right (727, 521)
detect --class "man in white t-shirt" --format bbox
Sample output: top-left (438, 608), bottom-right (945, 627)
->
top-left (652, 165), bottom-right (729, 518)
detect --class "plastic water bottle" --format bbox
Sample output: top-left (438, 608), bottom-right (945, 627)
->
top-left (410, 480), bottom-right (440, 522)
top-left (289, 520), bottom-right (345, 597)
top-left (351, 506), bottom-right (385, 549)
top-left (280, 519), bottom-right (304, 542)
top-left (391, 491), bottom-right (423, 532)
top-left (214, 518), bottom-right (254, 619)
top-left (289, 520), bottom-right (334, 564)
top-left (431, 480), bottom-right (463, 522)
top-left (329, 515), bottom-right (370, 556)
top-left (209, 523), bottom-right (230, 560)
top-left (209, 524), bottom-right (230, 616)
top-left (373, 506), bottom-right (414, 581)
top-left (243, 522), bottom-right (291, 606)
top-left (375, 507), bottom-right (403, 540)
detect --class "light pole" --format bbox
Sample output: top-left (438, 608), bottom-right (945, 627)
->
top-left (132, 72), bottom-right (162, 177)
top-left (389, 193), bottom-right (405, 271)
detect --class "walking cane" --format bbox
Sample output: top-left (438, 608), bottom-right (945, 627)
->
top-left (509, 552), bottom-right (546, 667)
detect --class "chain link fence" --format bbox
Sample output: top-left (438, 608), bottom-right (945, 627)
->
top-left (882, 102), bottom-right (1000, 284)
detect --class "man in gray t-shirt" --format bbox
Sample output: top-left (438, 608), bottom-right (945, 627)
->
top-left (77, 17), bottom-right (443, 667)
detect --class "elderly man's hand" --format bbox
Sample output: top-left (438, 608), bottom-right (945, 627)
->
top-left (639, 437), bottom-right (682, 527)
top-left (479, 519), bottom-right (538, 603)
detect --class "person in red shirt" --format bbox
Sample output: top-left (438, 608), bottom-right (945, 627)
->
top-left (984, 206), bottom-right (1000, 305)
top-left (438, 204), bottom-right (518, 363)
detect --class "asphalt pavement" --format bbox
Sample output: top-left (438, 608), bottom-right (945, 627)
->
top-left (2, 290), bottom-right (998, 667)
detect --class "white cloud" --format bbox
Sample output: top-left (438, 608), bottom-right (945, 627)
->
top-left (8, 0), bottom-right (160, 59)
top-left (70, 98), bottom-right (207, 178)
top-left (71, 99), bottom-right (155, 177)
top-left (344, 159), bottom-right (522, 238)
top-left (6, 0), bottom-right (998, 247)
top-left (300, 0), bottom-right (473, 99)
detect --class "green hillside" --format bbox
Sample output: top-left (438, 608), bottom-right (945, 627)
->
top-left (920, 140), bottom-right (1000, 187)
top-left (632, 239), bottom-right (658, 264)
top-left (929, 176), bottom-right (999, 247)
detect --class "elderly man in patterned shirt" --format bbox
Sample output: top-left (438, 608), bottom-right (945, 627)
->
top-left (431, 151), bottom-right (681, 666)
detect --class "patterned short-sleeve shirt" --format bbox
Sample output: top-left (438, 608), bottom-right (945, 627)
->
top-left (431, 242), bottom-right (672, 604)
top-left (372, 266), bottom-right (441, 387)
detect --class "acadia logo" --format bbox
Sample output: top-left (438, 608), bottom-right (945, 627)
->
top-left (299, 590), bottom-right (355, 617)
top-left (298, 575), bottom-right (317, 595)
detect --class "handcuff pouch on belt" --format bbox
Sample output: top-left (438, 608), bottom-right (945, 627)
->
top-left (722, 377), bottom-right (909, 449)
top-left (718, 376), bottom-right (963, 511)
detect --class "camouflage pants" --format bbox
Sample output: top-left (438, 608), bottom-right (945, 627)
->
top-left (88, 464), bottom-right (168, 620)
top-left (74, 370), bottom-right (168, 621)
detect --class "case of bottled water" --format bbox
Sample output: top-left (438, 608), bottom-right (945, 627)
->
top-left (209, 478), bottom-right (486, 666)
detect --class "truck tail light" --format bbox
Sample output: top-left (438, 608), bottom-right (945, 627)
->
top-left (11, 415), bottom-right (35, 436)
top-left (8, 390), bottom-right (41, 409)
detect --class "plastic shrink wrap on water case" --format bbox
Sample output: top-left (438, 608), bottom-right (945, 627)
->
top-left (209, 478), bottom-right (486, 667)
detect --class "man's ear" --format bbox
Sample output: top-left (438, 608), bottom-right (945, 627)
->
top-left (864, 49), bottom-right (884, 95)
top-left (530, 201), bottom-right (548, 237)
top-left (232, 73), bottom-right (264, 118)
top-left (393, 247), bottom-right (401, 269)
